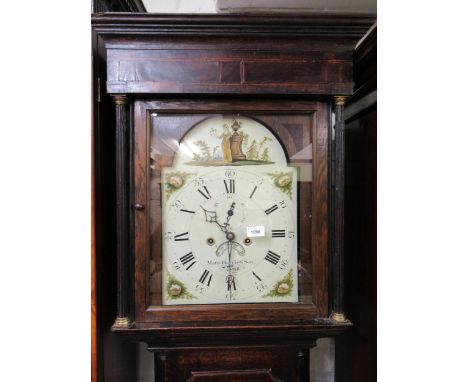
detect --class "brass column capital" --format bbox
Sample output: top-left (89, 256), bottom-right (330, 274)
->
top-left (334, 96), bottom-right (347, 106)
top-left (112, 316), bottom-right (132, 329)
top-left (112, 94), bottom-right (128, 105)
top-left (331, 312), bottom-right (348, 323)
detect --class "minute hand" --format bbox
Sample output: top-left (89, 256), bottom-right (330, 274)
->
top-left (223, 202), bottom-right (236, 228)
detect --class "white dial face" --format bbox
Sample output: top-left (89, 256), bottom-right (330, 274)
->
top-left (162, 167), bottom-right (298, 305)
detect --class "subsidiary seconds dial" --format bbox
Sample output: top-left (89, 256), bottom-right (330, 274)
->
top-left (162, 168), bottom-right (298, 305)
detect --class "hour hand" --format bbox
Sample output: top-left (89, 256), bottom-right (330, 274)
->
top-left (224, 202), bottom-right (236, 226)
top-left (201, 206), bottom-right (226, 232)
top-left (201, 206), bottom-right (218, 223)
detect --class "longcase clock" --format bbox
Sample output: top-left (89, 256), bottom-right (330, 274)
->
top-left (92, 13), bottom-right (375, 381)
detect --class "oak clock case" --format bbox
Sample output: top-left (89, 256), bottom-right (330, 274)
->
top-left (133, 100), bottom-right (327, 323)
top-left (93, 12), bottom-right (376, 381)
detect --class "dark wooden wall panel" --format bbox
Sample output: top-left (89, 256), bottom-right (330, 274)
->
top-left (335, 109), bottom-right (377, 382)
top-left (335, 25), bottom-right (377, 382)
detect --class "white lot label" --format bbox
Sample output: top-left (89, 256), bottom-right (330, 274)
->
top-left (246, 226), bottom-right (265, 237)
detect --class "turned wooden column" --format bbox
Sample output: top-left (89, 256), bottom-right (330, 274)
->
top-left (331, 95), bottom-right (348, 322)
top-left (112, 94), bottom-right (132, 329)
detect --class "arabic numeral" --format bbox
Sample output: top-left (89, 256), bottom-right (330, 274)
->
top-left (279, 259), bottom-right (289, 270)
top-left (195, 283), bottom-right (207, 294)
top-left (255, 281), bottom-right (267, 292)
top-left (225, 290), bottom-right (237, 300)
top-left (287, 231), bottom-right (296, 238)
top-left (279, 200), bottom-right (287, 208)
top-left (194, 177), bottom-right (205, 187)
top-left (173, 261), bottom-right (181, 271)
top-left (173, 199), bottom-right (183, 209)
top-left (225, 170), bottom-right (236, 178)
top-left (164, 231), bottom-right (174, 240)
